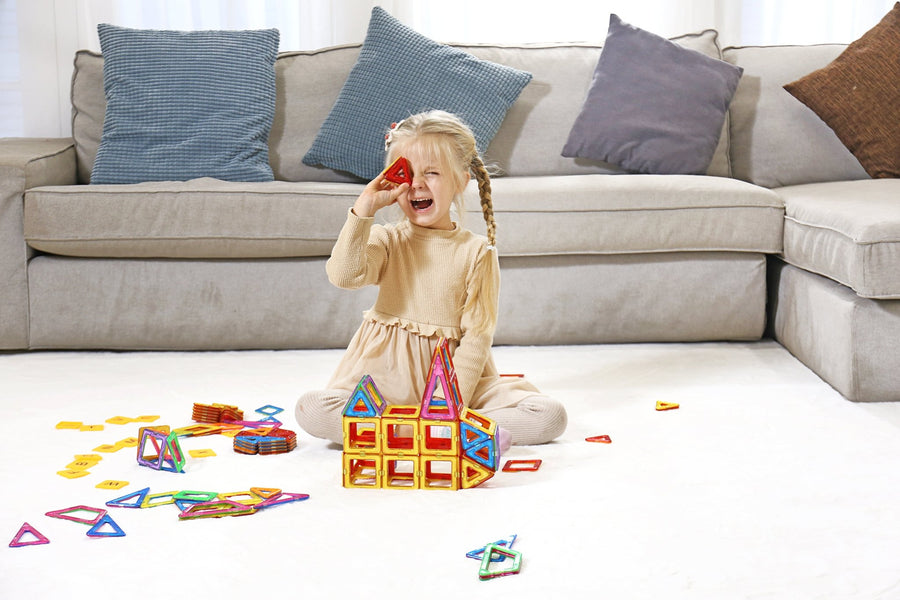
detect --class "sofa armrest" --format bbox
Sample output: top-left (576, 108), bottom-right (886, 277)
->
top-left (0, 137), bottom-right (77, 349)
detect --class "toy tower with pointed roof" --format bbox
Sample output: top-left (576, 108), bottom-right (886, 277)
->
top-left (342, 339), bottom-right (499, 490)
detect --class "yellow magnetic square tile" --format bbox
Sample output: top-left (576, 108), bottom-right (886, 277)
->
top-left (96, 480), bottom-right (129, 490)
top-left (93, 443), bottom-right (122, 453)
top-left (79, 424), bottom-right (105, 432)
top-left (105, 416), bottom-right (134, 425)
top-left (66, 460), bottom-right (97, 471)
top-left (55, 421), bottom-right (83, 430)
top-left (57, 469), bottom-right (90, 479)
top-left (74, 454), bottom-right (102, 462)
top-left (188, 449), bottom-right (216, 458)
top-left (117, 437), bottom-right (139, 448)
top-left (134, 415), bottom-right (161, 422)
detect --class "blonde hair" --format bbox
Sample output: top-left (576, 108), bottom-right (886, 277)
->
top-left (385, 110), bottom-right (499, 335)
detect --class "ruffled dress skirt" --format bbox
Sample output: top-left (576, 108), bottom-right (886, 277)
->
top-left (327, 317), bottom-right (539, 411)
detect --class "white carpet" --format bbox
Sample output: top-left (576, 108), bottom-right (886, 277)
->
top-left (2, 341), bottom-right (899, 599)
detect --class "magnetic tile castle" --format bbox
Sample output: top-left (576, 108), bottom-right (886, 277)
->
top-left (342, 339), bottom-right (499, 490)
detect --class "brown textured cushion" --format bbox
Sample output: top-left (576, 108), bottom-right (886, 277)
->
top-left (783, 2), bottom-right (900, 179)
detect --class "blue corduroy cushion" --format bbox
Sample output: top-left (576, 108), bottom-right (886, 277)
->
top-left (302, 7), bottom-right (532, 181)
top-left (91, 24), bottom-right (279, 184)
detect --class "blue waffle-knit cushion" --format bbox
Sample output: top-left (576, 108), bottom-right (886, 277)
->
top-left (91, 24), bottom-right (279, 184)
top-left (302, 7), bottom-right (532, 181)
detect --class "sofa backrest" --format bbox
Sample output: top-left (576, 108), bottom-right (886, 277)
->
top-left (724, 44), bottom-right (869, 188)
top-left (71, 31), bottom-right (730, 184)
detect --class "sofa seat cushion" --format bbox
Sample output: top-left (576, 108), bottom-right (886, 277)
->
top-left (778, 179), bottom-right (900, 299)
top-left (464, 174), bottom-right (783, 256)
top-left (24, 178), bottom-right (363, 259)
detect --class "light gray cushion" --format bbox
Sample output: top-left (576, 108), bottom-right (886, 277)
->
top-left (91, 24), bottom-right (279, 184)
top-left (724, 44), bottom-right (869, 188)
top-left (562, 14), bottom-right (743, 175)
top-left (778, 179), bottom-right (900, 298)
top-left (462, 174), bottom-right (783, 256)
top-left (302, 7), bottom-right (532, 180)
top-left (24, 178), bottom-right (362, 258)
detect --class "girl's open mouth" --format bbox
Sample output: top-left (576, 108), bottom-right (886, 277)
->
top-left (411, 198), bottom-right (433, 211)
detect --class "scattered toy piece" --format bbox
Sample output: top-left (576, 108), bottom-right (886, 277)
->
top-left (57, 469), bottom-right (90, 479)
top-left (478, 544), bottom-right (523, 580)
top-left (55, 421), bottom-right (83, 430)
top-left (96, 480), bottom-right (129, 490)
top-left (188, 449), bottom-right (216, 458)
top-left (502, 459), bottom-right (542, 472)
top-left (105, 416), bottom-right (134, 425)
top-left (467, 534), bottom-right (517, 562)
top-left (655, 401), bottom-right (680, 411)
top-left (45, 505), bottom-right (107, 525)
top-left (106, 487), bottom-right (150, 508)
top-left (93, 443), bottom-right (123, 453)
top-left (585, 435), bottom-right (612, 443)
top-left (86, 514), bottom-right (125, 538)
top-left (79, 424), bottom-right (104, 432)
top-left (9, 523), bottom-right (50, 548)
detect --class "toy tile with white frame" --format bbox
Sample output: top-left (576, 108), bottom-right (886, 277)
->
top-left (342, 339), bottom-right (499, 490)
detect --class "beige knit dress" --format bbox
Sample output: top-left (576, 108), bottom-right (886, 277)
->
top-left (325, 209), bottom-right (539, 410)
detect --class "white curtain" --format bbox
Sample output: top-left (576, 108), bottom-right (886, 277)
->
top-left (2, 0), bottom-right (896, 138)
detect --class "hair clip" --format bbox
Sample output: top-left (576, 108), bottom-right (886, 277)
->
top-left (384, 119), bottom-right (406, 151)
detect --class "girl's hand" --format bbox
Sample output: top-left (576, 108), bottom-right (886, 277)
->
top-left (352, 174), bottom-right (409, 219)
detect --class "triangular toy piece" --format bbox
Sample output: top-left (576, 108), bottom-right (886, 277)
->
top-left (466, 534), bottom-right (517, 561)
top-left (420, 339), bottom-right (463, 421)
top-left (460, 457), bottom-right (494, 489)
top-left (342, 375), bottom-right (387, 418)
top-left (106, 486), bottom-right (150, 508)
top-left (655, 400), bottom-right (680, 411)
top-left (256, 492), bottom-right (311, 510)
top-left (86, 514), bottom-right (125, 538)
top-left (383, 156), bottom-right (412, 186)
top-left (9, 522), bottom-right (50, 548)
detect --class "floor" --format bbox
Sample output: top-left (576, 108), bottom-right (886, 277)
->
top-left (2, 341), bottom-right (899, 599)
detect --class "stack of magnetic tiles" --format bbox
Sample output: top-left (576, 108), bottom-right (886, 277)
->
top-left (342, 339), bottom-right (499, 490)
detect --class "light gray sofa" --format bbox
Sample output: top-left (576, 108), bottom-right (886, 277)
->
top-left (1, 35), bottom-right (897, 403)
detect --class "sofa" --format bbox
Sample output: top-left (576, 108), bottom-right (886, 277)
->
top-left (1, 29), bottom-right (898, 402)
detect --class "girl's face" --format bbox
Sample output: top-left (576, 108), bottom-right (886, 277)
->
top-left (393, 142), bottom-right (466, 231)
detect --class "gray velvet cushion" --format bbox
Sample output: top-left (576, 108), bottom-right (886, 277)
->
top-left (91, 24), bottom-right (279, 184)
top-left (778, 179), bottom-right (900, 298)
top-left (302, 7), bottom-right (532, 181)
top-left (562, 14), bottom-right (743, 175)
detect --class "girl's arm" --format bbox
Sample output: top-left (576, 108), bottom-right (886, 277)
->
top-left (326, 176), bottom-right (408, 289)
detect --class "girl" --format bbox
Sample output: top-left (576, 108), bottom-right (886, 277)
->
top-left (295, 110), bottom-right (566, 446)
